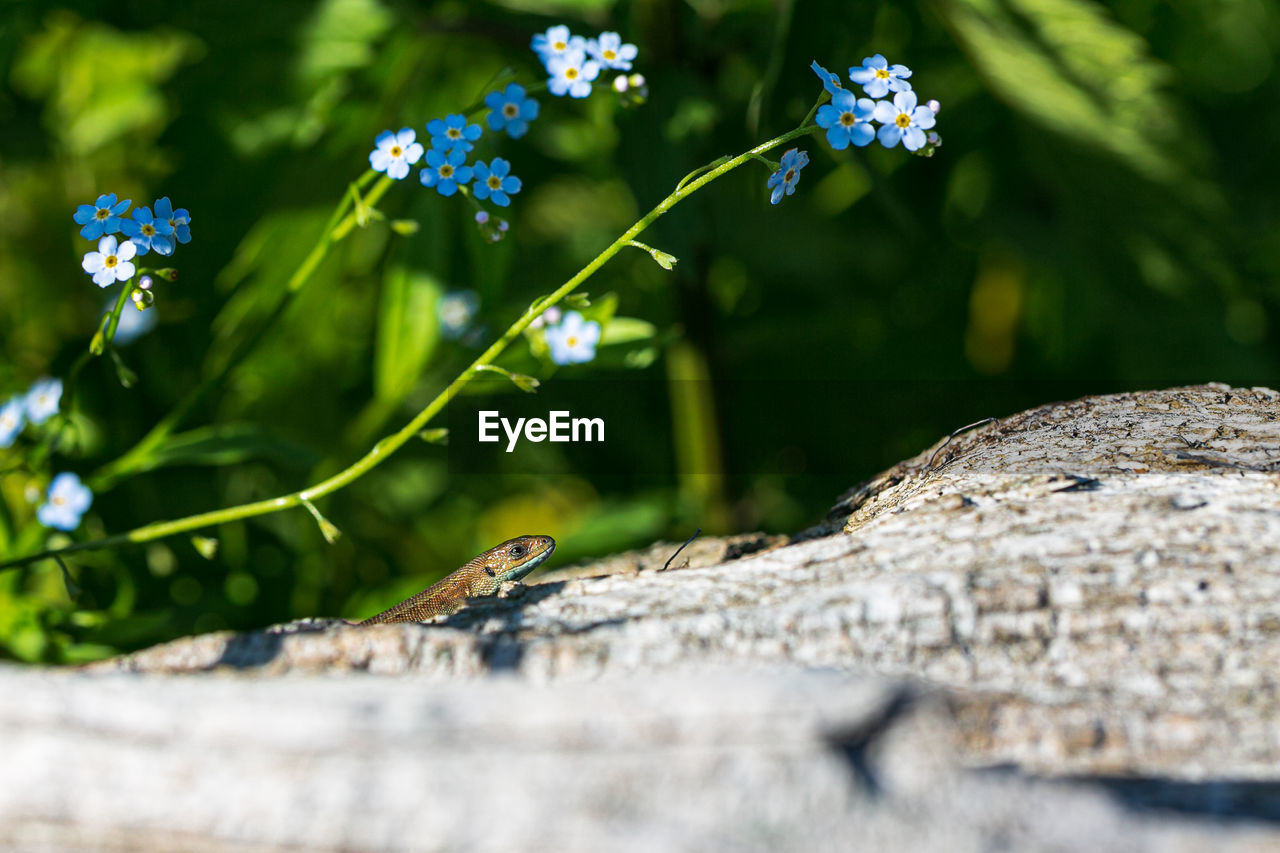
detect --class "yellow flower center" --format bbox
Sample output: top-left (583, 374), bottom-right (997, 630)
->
top-left (566, 335), bottom-right (579, 348)
top-left (52, 495), bottom-right (66, 507)
top-left (169, 219), bottom-right (178, 228)
top-left (95, 209), bottom-right (110, 220)
top-left (566, 68), bottom-right (579, 80)
top-left (439, 164), bottom-right (454, 178)
top-left (603, 49), bottom-right (617, 60)
top-left (784, 169), bottom-right (796, 182)
top-left (875, 68), bottom-right (891, 79)
top-left (553, 40), bottom-right (567, 51)
top-left (840, 112), bottom-right (856, 127)
top-left (447, 128), bottom-right (461, 139)
top-left (142, 224), bottom-right (155, 236)
top-left (503, 103), bottom-right (518, 118)
top-left (390, 145), bottom-right (403, 157)
top-left (895, 113), bottom-right (912, 128)
top-left (104, 255), bottom-right (118, 268)
top-left (487, 176), bottom-right (502, 190)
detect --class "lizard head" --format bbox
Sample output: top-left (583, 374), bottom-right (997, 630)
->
top-left (482, 534), bottom-right (556, 583)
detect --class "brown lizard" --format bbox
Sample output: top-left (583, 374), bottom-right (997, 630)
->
top-left (359, 535), bottom-right (556, 624)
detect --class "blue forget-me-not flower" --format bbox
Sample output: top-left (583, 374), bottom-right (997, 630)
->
top-left (370, 128), bottom-right (425, 180)
top-left (547, 47), bottom-right (600, 98)
top-left (485, 84), bottom-right (540, 139)
top-left (121, 205), bottom-right (175, 256)
top-left (73, 193), bottom-right (131, 241)
top-left (154, 197), bottom-right (192, 248)
top-left (471, 159), bottom-right (522, 208)
top-left (849, 54), bottom-right (912, 98)
top-left (545, 311), bottom-right (600, 365)
top-left (810, 61), bottom-right (847, 97)
top-left (872, 91), bottom-right (936, 151)
top-left (532, 25), bottom-right (584, 67)
top-left (25, 377), bottom-right (62, 425)
top-left (420, 148), bottom-right (473, 197)
top-left (767, 149), bottom-right (809, 205)
top-left (817, 90), bottom-right (876, 149)
top-left (82, 236), bottom-right (137, 287)
top-left (586, 32), bottom-right (637, 71)
top-left (37, 472), bottom-right (93, 531)
top-left (0, 397), bottom-right (24, 448)
top-left (427, 115), bottom-right (482, 153)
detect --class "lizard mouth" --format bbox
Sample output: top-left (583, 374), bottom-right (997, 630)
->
top-left (507, 539), bottom-right (555, 581)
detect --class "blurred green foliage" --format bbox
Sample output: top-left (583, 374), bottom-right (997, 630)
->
top-left (0, 0), bottom-right (1276, 661)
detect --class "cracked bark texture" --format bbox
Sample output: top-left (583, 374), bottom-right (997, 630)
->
top-left (9, 383), bottom-right (1280, 849)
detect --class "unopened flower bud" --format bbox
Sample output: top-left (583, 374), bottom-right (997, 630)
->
top-left (927, 99), bottom-right (941, 115)
top-left (475, 210), bottom-right (490, 225)
top-left (138, 275), bottom-right (154, 291)
top-left (131, 288), bottom-right (155, 309)
top-left (497, 219), bottom-right (509, 232)
top-left (613, 75), bottom-right (629, 93)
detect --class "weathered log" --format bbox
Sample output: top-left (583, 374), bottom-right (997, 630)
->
top-left (5, 383), bottom-right (1277, 849)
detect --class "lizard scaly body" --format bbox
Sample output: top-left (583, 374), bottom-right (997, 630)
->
top-left (359, 535), bottom-right (555, 624)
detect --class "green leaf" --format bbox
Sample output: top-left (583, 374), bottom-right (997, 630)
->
top-left (139, 424), bottom-right (319, 472)
top-left (939, 0), bottom-right (1205, 187)
top-left (600, 317), bottom-right (657, 346)
top-left (564, 293), bottom-right (591, 309)
top-left (375, 265), bottom-right (442, 402)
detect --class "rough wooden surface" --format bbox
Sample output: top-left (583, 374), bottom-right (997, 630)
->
top-left (4, 666), bottom-right (1279, 852)
top-left (9, 383), bottom-right (1280, 849)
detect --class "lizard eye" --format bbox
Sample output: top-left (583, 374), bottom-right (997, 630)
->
top-left (509, 544), bottom-right (526, 558)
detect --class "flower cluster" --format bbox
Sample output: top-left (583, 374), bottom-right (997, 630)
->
top-left (0, 378), bottom-right (63, 448)
top-left (73, 194), bottom-right (191, 319)
top-left (811, 56), bottom-right (940, 153)
top-left (767, 55), bottom-right (940, 206)
top-left (366, 26), bottom-right (641, 225)
top-left (532, 25), bottom-right (637, 99)
top-left (368, 116), bottom-right (526, 209)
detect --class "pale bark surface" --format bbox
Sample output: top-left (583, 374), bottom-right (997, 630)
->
top-left (5, 383), bottom-right (1279, 849)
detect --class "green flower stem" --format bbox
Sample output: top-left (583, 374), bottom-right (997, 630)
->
top-left (331, 173), bottom-right (391, 244)
top-left (90, 282), bottom-right (138, 357)
top-left (90, 171), bottom-right (379, 491)
top-left (2, 123), bottom-right (821, 572)
top-left (801, 91), bottom-right (829, 128)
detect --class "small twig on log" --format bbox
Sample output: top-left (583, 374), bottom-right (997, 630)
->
top-left (927, 418), bottom-right (998, 471)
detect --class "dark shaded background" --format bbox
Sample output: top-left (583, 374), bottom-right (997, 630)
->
top-left (1, 0), bottom-right (1276, 661)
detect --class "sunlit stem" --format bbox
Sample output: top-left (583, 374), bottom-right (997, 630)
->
top-left (90, 282), bottom-right (137, 356)
top-left (801, 91), bottom-right (829, 127)
top-left (1, 123), bottom-right (822, 571)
